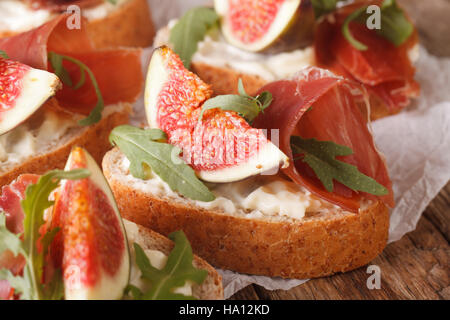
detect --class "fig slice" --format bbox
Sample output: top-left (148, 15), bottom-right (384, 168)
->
top-left (50, 147), bottom-right (130, 300)
top-left (215, 0), bottom-right (314, 53)
top-left (0, 57), bottom-right (60, 135)
top-left (145, 46), bottom-right (288, 183)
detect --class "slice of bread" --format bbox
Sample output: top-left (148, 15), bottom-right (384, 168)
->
top-left (103, 148), bottom-right (389, 279)
top-left (86, 0), bottom-right (155, 49)
top-left (0, 103), bottom-right (131, 187)
top-left (124, 219), bottom-right (224, 300)
top-left (191, 61), bottom-right (267, 97)
top-left (0, 0), bottom-right (154, 49)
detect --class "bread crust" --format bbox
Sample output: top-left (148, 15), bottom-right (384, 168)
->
top-left (191, 62), bottom-right (267, 97)
top-left (87, 0), bottom-right (155, 49)
top-left (0, 0), bottom-right (154, 48)
top-left (191, 61), bottom-right (398, 120)
top-left (131, 222), bottom-right (224, 299)
top-left (103, 148), bottom-right (389, 279)
top-left (0, 106), bottom-right (130, 188)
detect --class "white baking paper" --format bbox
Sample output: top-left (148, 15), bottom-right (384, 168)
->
top-left (143, 0), bottom-right (450, 299)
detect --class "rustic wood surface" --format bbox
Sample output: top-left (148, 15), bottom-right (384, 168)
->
top-left (230, 0), bottom-right (450, 300)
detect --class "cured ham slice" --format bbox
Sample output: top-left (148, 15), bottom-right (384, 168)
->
top-left (0, 14), bottom-right (142, 115)
top-left (0, 174), bottom-right (39, 300)
top-left (314, 1), bottom-right (419, 112)
top-left (253, 67), bottom-right (394, 212)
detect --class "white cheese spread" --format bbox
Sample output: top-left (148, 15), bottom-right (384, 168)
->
top-left (0, 103), bottom-right (127, 166)
top-left (0, 0), bottom-right (129, 33)
top-left (81, 0), bottom-right (129, 21)
top-left (0, 0), bottom-right (53, 33)
top-left (119, 157), bottom-right (339, 220)
top-left (154, 21), bottom-right (315, 82)
top-left (0, 109), bottom-right (79, 164)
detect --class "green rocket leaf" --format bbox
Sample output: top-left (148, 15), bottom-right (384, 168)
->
top-left (126, 231), bottom-right (208, 300)
top-left (376, 0), bottom-right (414, 46)
top-left (0, 50), bottom-right (10, 59)
top-left (342, 0), bottom-right (413, 50)
top-left (170, 7), bottom-right (219, 69)
top-left (291, 136), bottom-right (388, 196)
top-left (48, 52), bottom-right (104, 126)
top-left (109, 125), bottom-right (215, 202)
top-left (198, 78), bottom-right (272, 124)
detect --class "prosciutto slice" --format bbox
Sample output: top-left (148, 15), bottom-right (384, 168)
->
top-left (314, 0), bottom-right (419, 112)
top-left (0, 174), bottom-right (39, 300)
top-left (253, 67), bottom-right (394, 212)
top-left (0, 14), bottom-right (142, 115)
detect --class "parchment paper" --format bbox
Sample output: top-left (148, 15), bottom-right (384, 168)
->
top-left (143, 0), bottom-right (450, 299)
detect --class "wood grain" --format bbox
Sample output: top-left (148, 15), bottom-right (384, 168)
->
top-left (231, 184), bottom-right (450, 300)
top-left (230, 0), bottom-right (450, 300)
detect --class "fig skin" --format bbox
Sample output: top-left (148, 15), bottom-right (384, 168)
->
top-left (261, 0), bottom-right (315, 54)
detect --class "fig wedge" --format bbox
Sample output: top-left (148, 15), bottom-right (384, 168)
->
top-left (50, 147), bottom-right (130, 300)
top-left (215, 0), bottom-right (315, 53)
top-left (0, 57), bottom-right (60, 135)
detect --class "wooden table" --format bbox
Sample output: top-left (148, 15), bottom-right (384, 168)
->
top-left (230, 0), bottom-right (450, 300)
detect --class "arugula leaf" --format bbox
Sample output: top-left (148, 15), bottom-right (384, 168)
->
top-left (342, 0), bottom-right (413, 50)
top-left (126, 231), bottom-right (208, 300)
top-left (0, 50), bottom-right (9, 59)
top-left (198, 78), bottom-right (273, 123)
top-left (48, 52), bottom-right (104, 126)
top-left (237, 78), bottom-right (273, 112)
top-left (255, 91), bottom-right (273, 112)
top-left (291, 136), bottom-right (388, 196)
top-left (48, 53), bottom-right (72, 86)
top-left (311, 0), bottom-right (340, 18)
top-left (169, 7), bottom-right (219, 69)
top-left (109, 125), bottom-right (215, 202)
top-left (377, 0), bottom-right (413, 46)
top-left (44, 269), bottom-right (64, 300)
top-left (106, 0), bottom-right (117, 4)
top-left (342, 6), bottom-right (369, 51)
top-left (0, 169), bottom-right (90, 300)
top-left (0, 269), bottom-right (30, 298)
top-left (0, 214), bottom-right (24, 258)
top-left (198, 95), bottom-right (262, 124)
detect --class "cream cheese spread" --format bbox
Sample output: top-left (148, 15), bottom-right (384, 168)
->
top-left (119, 157), bottom-right (339, 220)
top-left (0, 103), bottom-right (127, 166)
top-left (154, 21), bottom-right (315, 82)
top-left (0, 0), bottom-right (129, 33)
top-left (0, 109), bottom-right (79, 164)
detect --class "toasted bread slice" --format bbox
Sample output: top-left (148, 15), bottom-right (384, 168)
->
top-left (103, 148), bottom-right (389, 279)
top-left (0, 0), bottom-right (154, 48)
top-left (86, 0), bottom-right (155, 48)
top-left (191, 61), bottom-right (267, 97)
top-left (123, 219), bottom-right (224, 300)
top-left (0, 103), bottom-right (131, 188)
